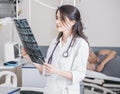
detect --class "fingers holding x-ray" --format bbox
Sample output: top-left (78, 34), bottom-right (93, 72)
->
top-left (44, 63), bottom-right (58, 74)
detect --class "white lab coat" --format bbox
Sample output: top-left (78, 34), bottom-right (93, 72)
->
top-left (44, 36), bottom-right (89, 94)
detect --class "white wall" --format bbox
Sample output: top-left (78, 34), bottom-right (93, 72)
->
top-left (28, 0), bottom-right (120, 46)
top-left (0, 0), bottom-right (120, 61)
top-left (78, 0), bottom-right (120, 47)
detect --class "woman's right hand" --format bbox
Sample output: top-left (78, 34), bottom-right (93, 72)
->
top-left (21, 48), bottom-right (31, 61)
top-left (33, 63), bottom-right (44, 73)
top-left (21, 48), bottom-right (43, 73)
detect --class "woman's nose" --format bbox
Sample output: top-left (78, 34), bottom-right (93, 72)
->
top-left (56, 18), bottom-right (61, 24)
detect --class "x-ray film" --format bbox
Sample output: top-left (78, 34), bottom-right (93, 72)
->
top-left (14, 19), bottom-right (45, 64)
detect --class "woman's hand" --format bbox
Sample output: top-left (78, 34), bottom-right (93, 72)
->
top-left (44, 63), bottom-right (73, 80)
top-left (33, 63), bottom-right (43, 73)
top-left (44, 63), bottom-right (58, 74)
top-left (21, 48), bottom-right (31, 60)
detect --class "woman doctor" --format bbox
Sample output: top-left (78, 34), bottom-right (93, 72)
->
top-left (23, 5), bottom-right (89, 94)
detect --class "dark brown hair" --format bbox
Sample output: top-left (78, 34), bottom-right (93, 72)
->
top-left (56, 5), bottom-right (89, 44)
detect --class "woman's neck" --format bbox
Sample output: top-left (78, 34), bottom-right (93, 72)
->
top-left (62, 32), bottom-right (72, 42)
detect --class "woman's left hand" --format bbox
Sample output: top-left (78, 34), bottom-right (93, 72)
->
top-left (44, 63), bottom-right (58, 74)
top-left (44, 63), bottom-right (73, 80)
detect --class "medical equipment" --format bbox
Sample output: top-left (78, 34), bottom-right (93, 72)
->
top-left (4, 42), bottom-right (19, 62)
top-left (63, 37), bottom-right (75, 57)
top-left (48, 36), bottom-right (75, 64)
top-left (0, 71), bottom-right (17, 87)
top-left (31, 0), bottom-right (80, 9)
top-left (20, 87), bottom-right (44, 94)
top-left (84, 47), bottom-right (120, 94)
top-left (84, 70), bottom-right (120, 94)
top-left (84, 82), bottom-right (116, 94)
top-left (0, 0), bottom-right (22, 18)
top-left (0, 0), bottom-right (15, 18)
top-left (28, 0), bottom-right (80, 24)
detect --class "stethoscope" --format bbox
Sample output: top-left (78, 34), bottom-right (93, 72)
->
top-left (48, 36), bottom-right (75, 64)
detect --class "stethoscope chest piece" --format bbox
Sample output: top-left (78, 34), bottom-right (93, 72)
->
top-left (63, 52), bottom-right (69, 57)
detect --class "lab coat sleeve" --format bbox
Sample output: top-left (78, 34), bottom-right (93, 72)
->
top-left (71, 40), bottom-right (89, 84)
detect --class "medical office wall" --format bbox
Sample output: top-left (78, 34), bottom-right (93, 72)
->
top-left (0, 0), bottom-right (120, 61)
top-left (78, 0), bottom-right (120, 47)
top-left (20, 0), bottom-right (120, 47)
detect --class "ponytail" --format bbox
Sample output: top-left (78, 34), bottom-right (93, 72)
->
top-left (73, 20), bottom-right (89, 45)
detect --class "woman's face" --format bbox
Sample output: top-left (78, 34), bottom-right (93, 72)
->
top-left (56, 11), bottom-right (75, 34)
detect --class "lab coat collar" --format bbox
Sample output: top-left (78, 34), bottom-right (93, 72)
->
top-left (59, 35), bottom-right (73, 49)
top-left (59, 34), bottom-right (73, 43)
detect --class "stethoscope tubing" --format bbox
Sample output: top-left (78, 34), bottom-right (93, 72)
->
top-left (48, 36), bottom-right (75, 64)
